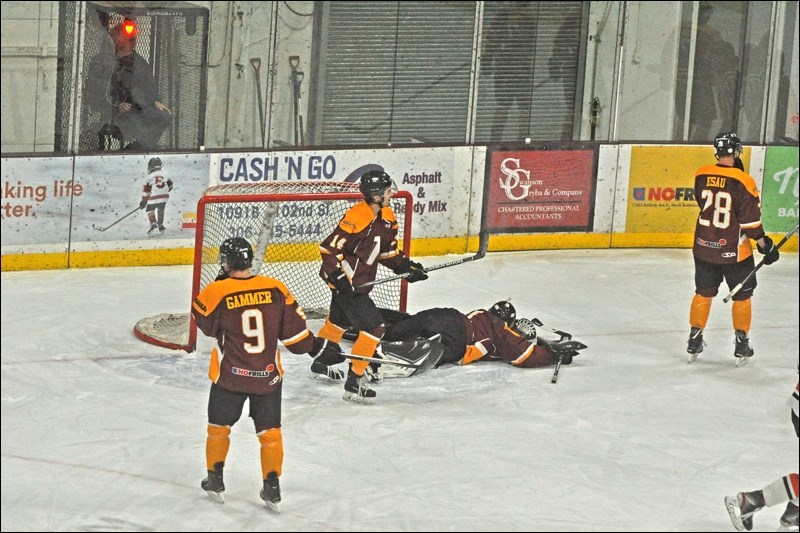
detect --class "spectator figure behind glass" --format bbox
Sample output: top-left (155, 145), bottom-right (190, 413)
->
top-left (688, 2), bottom-right (740, 141)
top-left (98, 19), bottom-right (171, 151)
top-left (483, 2), bottom-right (537, 142)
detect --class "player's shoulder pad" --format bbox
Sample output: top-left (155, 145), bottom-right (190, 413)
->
top-left (379, 206), bottom-right (397, 224)
top-left (339, 201), bottom-right (376, 234)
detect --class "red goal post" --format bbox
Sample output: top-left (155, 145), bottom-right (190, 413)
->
top-left (134, 181), bottom-right (413, 352)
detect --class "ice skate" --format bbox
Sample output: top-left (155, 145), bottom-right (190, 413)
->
top-left (201, 462), bottom-right (225, 504)
top-left (364, 357), bottom-right (384, 383)
top-left (725, 491), bottom-right (765, 531)
top-left (342, 369), bottom-right (376, 403)
top-left (734, 330), bottom-right (753, 367)
top-left (260, 471), bottom-right (281, 513)
top-left (687, 327), bottom-right (704, 363)
top-left (309, 360), bottom-right (345, 382)
top-left (779, 501), bottom-right (799, 531)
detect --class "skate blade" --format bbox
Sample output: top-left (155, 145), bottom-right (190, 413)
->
top-left (264, 500), bottom-right (281, 513)
top-left (206, 490), bottom-right (225, 504)
top-left (724, 496), bottom-right (746, 532)
top-left (342, 391), bottom-right (375, 404)
top-left (735, 357), bottom-right (750, 367)
top-left (687, 352), bottom-right (699, 363)
top-left (308, 371), bottom-right (343, 383)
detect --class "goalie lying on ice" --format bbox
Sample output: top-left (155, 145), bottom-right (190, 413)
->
top-left (378, 302), bottom-right (586, 377)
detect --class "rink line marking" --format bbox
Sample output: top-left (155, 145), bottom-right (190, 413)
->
top-left (2, 453), bottom-right (187, 489)
top-left (2, 453), bottom-right (349, 527)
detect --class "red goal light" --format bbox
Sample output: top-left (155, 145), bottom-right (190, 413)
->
top-left (121, 19), bottom-right (137, 38)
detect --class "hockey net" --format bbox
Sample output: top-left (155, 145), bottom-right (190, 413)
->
top-left (134, 181), bottom-right (413, 352)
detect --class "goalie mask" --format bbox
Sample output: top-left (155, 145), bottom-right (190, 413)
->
top-left (489, 301), bottom-right (516, 327)
top-left (218, 237), bottom-right (254, 272)
top-left (359, 170), bottom-right (395, 204)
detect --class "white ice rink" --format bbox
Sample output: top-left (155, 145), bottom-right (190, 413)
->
top-left (1, 248), bottom-right (798, 532)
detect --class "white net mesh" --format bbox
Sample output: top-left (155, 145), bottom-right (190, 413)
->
top-left (135, 181), bottom-right (411, 351)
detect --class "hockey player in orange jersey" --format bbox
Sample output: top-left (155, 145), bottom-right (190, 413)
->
top-left (315, 170), bottom-right (428, 402)
top-left (686, 132), bottom-right (780, 365)
top-left (192, 237), bottom-right (343, 511)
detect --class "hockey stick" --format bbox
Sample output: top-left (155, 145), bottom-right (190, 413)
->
top-left (341, 353), bottom-right (426, 369)
top-left (529, 318), bottom-right (583, 384)
top-left (723, 222), bottom-right (799, 303)
top-left (531, 318), bottom-right (572, 341)
top-left (92, 207), bottom-right (140, 231)
top-left (551, 355), bottom-right (563, 384)
top-left (358, 231), bottom-right (489, 289)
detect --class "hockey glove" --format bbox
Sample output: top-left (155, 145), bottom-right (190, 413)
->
top-left (139, 200), bottom-right (147, 209)
top-left (329, 269), bottom-right (353, 294)
top-left (403, 260), bottom-right (428, 283)
top-left (757, 235), bottom-right (780, 265)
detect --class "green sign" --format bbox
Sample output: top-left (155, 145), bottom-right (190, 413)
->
top-left (761, 146), bottom-right (799, 232)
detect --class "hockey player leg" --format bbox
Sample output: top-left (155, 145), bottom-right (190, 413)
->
top-left (687, 294), bottom-right (711, 362)
top-left (157, 205), bottom-right (166, 233)
top-left (202, 424), bottom-right (231, 503)
top-left (258, 428), bottom-right (283, 513)
top-left (732, 299), bottom-right (753, 366)
top-left (342, 332), bottom-right (379, 403)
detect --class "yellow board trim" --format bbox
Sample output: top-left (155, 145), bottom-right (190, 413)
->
top-left (1, 233), bottom-right (796, 272)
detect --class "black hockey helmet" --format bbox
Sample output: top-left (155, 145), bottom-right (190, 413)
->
top-left (218, 237), bottom-right (254, 272)
top-left (489, 301), bottom-right (516, 327)
top-left (359, 170), bottom-right (394, 203)
top-left (714, 132), bottom-right (742, 159)
top-left (148, 157), bottom-right (162, 173)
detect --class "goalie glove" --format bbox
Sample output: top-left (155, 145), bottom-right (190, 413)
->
top-left (757, 235), bottom-right (780, 265)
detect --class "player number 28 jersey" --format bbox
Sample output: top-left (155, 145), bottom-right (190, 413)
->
top-left (692, 163), bottom-right (764, 264)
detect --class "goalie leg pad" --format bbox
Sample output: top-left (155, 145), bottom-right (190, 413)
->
top-left (370, 335), bottom-right (445, 379)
